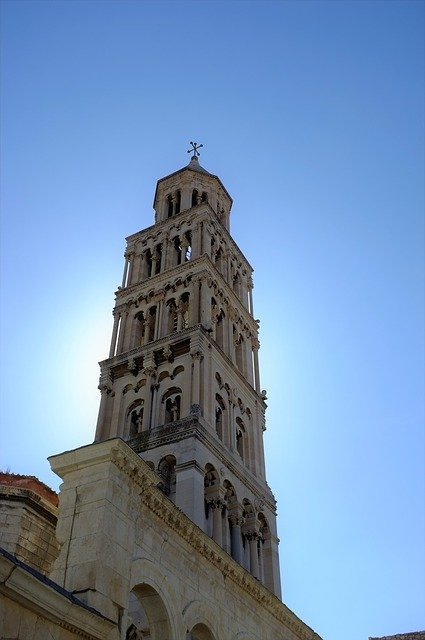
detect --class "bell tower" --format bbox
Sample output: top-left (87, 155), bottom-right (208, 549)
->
top-left (95, 144), bottom-right (281, 597)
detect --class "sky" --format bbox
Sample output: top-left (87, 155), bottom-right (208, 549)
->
top-left (0, 1), bottom-right (424, 639)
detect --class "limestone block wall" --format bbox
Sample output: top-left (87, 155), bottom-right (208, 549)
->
top-left (0, 474), bottom-right (59, 575)
top-left (49, 439), bottom-right (322, 640)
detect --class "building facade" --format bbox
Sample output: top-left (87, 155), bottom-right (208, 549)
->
top-left (1, 149), bottom-right (323, 640)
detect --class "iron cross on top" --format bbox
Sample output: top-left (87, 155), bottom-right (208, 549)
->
top-left (188, 141), bottom-right (203, 158)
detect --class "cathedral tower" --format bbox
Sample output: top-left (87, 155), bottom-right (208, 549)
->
top-left (95, 144), bottom-right (281, 597)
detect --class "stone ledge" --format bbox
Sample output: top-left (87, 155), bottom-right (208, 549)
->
top-left (0, 548), bottom-right (117, 640)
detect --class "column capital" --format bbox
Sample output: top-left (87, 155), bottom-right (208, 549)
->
top-left (142, 365), bottom-right (157, 378)
top-left (228, 513), bottom-right (245, 528)
top-left (207, 498), bottom-right (226, 510)
top-left (245, 531), bottom-right (261, 542)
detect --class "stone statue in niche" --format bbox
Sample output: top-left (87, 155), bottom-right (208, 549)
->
top-left (170, 398), bottom-right (179, 422)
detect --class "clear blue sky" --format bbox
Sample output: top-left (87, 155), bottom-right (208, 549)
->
top-left (1, 1), bottom-right (424, 639)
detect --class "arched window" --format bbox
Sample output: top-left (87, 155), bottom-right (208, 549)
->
top-left (234, 328), bottom-right (244, 372)
top-left (153, 244), bottom-right (162, 275)
top-left (162, 387), bottom-right (182, 424)
top-left (146, 249), bottom-right (153, 278)
top-left (147, 306), bottom-right (157, 342)
top-left (181, 231), bottom-right (192, 262)
top-left (158, 455), bottom-right (176, 500)
top-left (134, 311), bottom-right (145, 347)
top-left (189, 623), bottom-right (217, 640)
top-left (215, 310), bottom-right (224, 350)
top-left (165, 395), bottom-right (180, 423)
top-left (180, 292), bottom-right (190, 329)
top-left (126, 585), bottom-right (172, 640)
top-left (236, 417), bottom-right (246, 461)
top-left (215, 247), bottom-right (223, 273)
top-left (167, 299), bottom-right (178, 333)
top-left (215, 394), bottom-right (226, 441)
top-left (175, 190), bottom-right (181, 214)
top-left (191, 189), bottom-right (199, 207)
top-left (204, 463), bottom-right (219, 488)
top-left (173, 235), bottom-right (182, 265)
top-left (167, 194), bottom-right (173, 218)
top-left (201, 191), bottom-right (208, 202)
top-left (127, 400), bottom-right (144, 438)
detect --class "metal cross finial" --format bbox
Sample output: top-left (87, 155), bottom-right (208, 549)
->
top-left (188, 141), bottom-right (203, 159)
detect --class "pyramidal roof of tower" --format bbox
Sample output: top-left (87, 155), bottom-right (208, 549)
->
top-left (153, 156), bottom-right (233, 206)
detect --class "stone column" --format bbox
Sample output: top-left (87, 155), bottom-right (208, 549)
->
top-left (150, 382), bottom-right (160, 428)
top-left (180, 186), bottom-right (191, 212)
top-left (95, 384), bottom-right (112, 441)
top-left (142, 365), bottom-right (156, 431)
top-left (191, 222), bottom-right (201, 259)
top-left (201, 222), bottom-right (209, 256)
top-left (228, 398), bottom-right (236, 451)
top-left (121, 256), bottom-right (130, 288)
top-left (229, 514), bottom-right (244, 564)
top-left (209, 499), bottom-right (224, 547)
top-left (160, 237), bottom-right (167, 272)
top-left (248, 277), bottom-right (254, 315)
top-left (116, 309), bottom-right (128, 355)
top-left (199, 276), bottom-right (211, 327)
top-left (247, 532), bottom-right (260, 579)
top-left (126, 253), bottom-right (135, 286)
top-left (252, 338), bottom-right (261, 393)
top-left (109, 312), bottom-right (120, 357)
top-left (189, 276), bottom-right (200, 326)
top-left (258, 536), bottom-right (264, 583)
top-left (244, 334), bottom-right (254, 386)
top-left (190, 351), bottom-right (203, 407)
top-left (155, 297), bottom-right (164, 340)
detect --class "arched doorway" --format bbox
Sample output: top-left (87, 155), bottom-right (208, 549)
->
top-left (126, 584), bottom-right (172, 640)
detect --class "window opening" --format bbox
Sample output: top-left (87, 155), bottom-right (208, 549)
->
top-left (146, 249), bottom-right (153, 278)
top-left (167, 194), bottom-right (173, 218)
top-left (154, 244), bottom-right (162, 275)
top-left (165, 395), bottom-right (181, 423)
top-left (175, 190), bottom-right (181, 214)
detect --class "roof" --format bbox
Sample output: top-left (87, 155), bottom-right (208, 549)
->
top-left (0, 472), bottom-right (58, 507)
top-left (153, 156), bottom-right (233, 206)
top-left (369, 633), bottom-right (425, 640)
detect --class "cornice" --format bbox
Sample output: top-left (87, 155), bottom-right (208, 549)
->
top-left (136, 467), bottom-right (320, 640)
top-left (98, 323), bottom-right (265, 409)
top-left (0, 485), bottom-right (58, 525)
top-left (115, 258), bottom-right (258, 336)
top-left (49, 439), bottom-right (321, 640)
top-left (124, 205), bottom-right (253, 273)
top-left (129, 417), bottom-right (276, 514)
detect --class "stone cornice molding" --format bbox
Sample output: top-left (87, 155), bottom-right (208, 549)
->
top-left (50, 440), bottom-right (319, 639)
top-left (135, 468), bottom-right (320, 640)
top-left (129, 417), bottom-right (276, 515)
top-left (114, 257), bottom-right (258, 336)
top-left (0, 485), bottom-right (58, 525)
top-left (102, 450), bottom-right (320, 640)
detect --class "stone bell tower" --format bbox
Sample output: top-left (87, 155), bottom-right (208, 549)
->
top-left (95, 143), bottom-right (281, 597)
